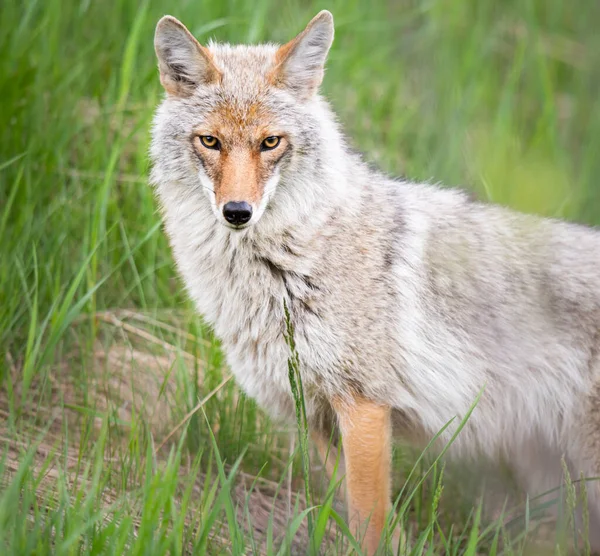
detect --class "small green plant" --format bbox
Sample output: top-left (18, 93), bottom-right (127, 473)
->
top-left (283, 301), bottom-right (316, 549)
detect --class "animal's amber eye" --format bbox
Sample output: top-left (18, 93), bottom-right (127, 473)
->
top-left (261, 136), bottom-right (280, 150)
top-left (199, 135), bottom-right (220, 150)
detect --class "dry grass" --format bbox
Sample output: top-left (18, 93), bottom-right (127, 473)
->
top-left (1, 311), bottom-right (344, 554)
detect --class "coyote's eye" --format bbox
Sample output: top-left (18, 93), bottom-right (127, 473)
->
top-left (199, 135), bottom-right (220, 150)
top-left (261, 136), bottom-right (280, 151)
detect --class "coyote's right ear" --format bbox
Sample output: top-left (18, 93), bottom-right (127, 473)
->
top-left (154, 16), bottom-right (221, 97)
top-left (270, 11), bottom-right (334, 100)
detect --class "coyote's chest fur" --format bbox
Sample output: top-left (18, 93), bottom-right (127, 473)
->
top-left (160, 184), bottom-right (408, 426)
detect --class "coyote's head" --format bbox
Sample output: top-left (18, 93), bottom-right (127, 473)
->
top-left (151, 11), bottom-right (335, 230)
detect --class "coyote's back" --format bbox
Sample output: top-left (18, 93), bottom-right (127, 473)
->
top-left (150, 11), bottom-right (600, 553)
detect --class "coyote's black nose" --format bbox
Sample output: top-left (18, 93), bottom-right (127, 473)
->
top-left (223, 201), bottom-right (253, 226)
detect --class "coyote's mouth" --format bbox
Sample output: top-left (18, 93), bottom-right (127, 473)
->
top-left (222, 221), bottom-right (251, 231)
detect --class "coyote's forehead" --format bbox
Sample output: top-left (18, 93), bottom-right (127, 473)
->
top-left (191, 44), bottom-right (297, 141)
top-left (201, 55), bottom-right (282, 135)
top-left (209, 43), bottom-right (280, 100)
top-left (203, 101), bottom-right (280, 147)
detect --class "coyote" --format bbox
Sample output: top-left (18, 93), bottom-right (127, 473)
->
top-left (150, 10), bottom-right (600, 553)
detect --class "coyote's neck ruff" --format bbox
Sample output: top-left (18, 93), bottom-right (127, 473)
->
top-left (150, 11), bottom-right (600, 553)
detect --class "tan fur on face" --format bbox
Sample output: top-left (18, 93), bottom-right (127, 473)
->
top-left (193, 103), bottom-right (287, 208)
top-left (217, 148), bottom-right (262, 207)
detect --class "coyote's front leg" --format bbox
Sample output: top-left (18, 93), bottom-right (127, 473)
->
top-left (332, 395), bottom-right (395, 555)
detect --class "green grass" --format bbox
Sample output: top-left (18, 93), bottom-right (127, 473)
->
top-left (1, 0), bottom-right (600, 553)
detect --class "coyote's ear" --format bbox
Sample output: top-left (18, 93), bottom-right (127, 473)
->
top-left (154, 16), bottom-right (221, 97)
top-left (269, 10), bottom-right (334, 100)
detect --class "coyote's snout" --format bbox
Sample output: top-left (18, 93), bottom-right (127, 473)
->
top-left (190, 121), bottom-right (290, 228)
top-left (151, 10), bottom-right (600, 554)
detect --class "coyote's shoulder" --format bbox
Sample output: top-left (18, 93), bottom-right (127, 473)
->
top-left (150, 11), bottom-right (600, 552)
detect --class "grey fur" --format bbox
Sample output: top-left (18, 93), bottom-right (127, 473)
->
top-left (151, 11), bottom-right (600, 546)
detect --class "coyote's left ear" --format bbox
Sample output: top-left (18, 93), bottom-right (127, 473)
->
top-left (269, 11), bottom-right (334, 100)
top-left (154, 16), bottom-right (222, 97)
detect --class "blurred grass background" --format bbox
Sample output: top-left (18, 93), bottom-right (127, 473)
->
top-left (1, 0), bottom-right (600, 553)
